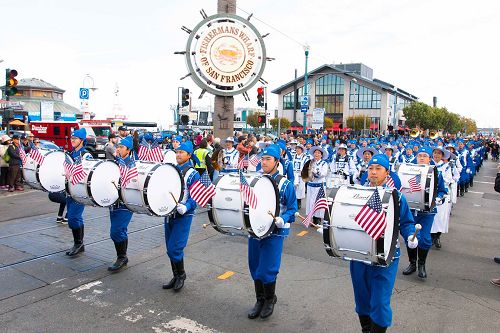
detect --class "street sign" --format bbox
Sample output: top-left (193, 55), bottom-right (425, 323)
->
top-left (79, 88), bottom-right (89, 99)
top-left (301, 96), bottom-right (309, 106)
top-left (301, 105), bottom-right (308, 113)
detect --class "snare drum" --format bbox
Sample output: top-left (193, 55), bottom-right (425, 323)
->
top-left (120, 161), bottom-right (183, 216)
top-left (23, 149), bottom-right (66, 192)
top-left (326, 172), bottom-right (349, 189)
top-left (208, 172), bottom-right (279, 238)
top-left (323, 185), bottom-right (400, 267)
top-left (66, 159), bottom-right (120, 207)
top-left (396, 163), bottom-right (438, 211)
top-left (162, 149), bottom-right (177, 165)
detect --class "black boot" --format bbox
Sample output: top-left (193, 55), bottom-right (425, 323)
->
top-left (297, 199), bottom-right (301, 210)
top-left (359, 315), bottom-right (371, 333)
top-left (465, 182), bottom-right (469, 193)
top-left (435, 232), bottom-right (442, 249)
top-left (431, 233), bottom-right (436, 247)
top-left (402, 247), bottom-right (417, 275)
top-left (162, 260), bottom-right (178, 289)
top-left (248, 280), bottom-right (265, 319)
top-left (370, 321), bottom-right (387, 333)
top-left (260, 282), bottom-right (277, 319)
top-left (173, 260), bottom-right (186, 291)
top-left (459, 183), bottom-right (465, 196)
top-left (108, 240), bottom-right (128, 272)
top-left (418, 248), bottom-right (429, 279)
top-left (66, 226), bottom-right (85, 256)
top-left (469, 177), bottom-right (474, 188)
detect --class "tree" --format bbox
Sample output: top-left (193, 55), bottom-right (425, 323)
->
top-left (323, 117), bottom-right (334, 129)
top-left (269, 117), bottom-right (291, 131)
top-left (246, 113), bottom-right (264, 128)
top-left (346, 115), bottom-right (368, 130)
top-left (403, 102), bottom-right (433, 129)
top-left (460, 117), bottom-right (477, 134)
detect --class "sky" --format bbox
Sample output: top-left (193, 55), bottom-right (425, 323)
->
top-left (2, 0), bottom-right (499, 129)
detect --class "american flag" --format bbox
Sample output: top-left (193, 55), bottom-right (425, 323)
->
top-left (117, 157), bottom-right (138, 188)
top-left (70, 155), bottom-right (87, 185)
top-left (301, 186), bottom-right (329, 227)
top-left (18, 146), bottom-right (28, 165)
top-left (238, 155), bottom-right (249, 169)
top-left (29, 147), bottom-right (45, 165)
top-left (189, 171), bottom-right (216, 207)
top-left (63, 154), bottom-right (74, 180)
top-left (249, 153), bottom-right (261, 167)
top-left (240, 171), bottom-right (257, 209)
top-left (355, 190), bottom-right (387, 240)
top-left (138, 138), bottom-right (163, 162)
top-left (407, 174), bottom-right (422, 192)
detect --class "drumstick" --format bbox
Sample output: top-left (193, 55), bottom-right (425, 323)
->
top-left (202, 223), bottom-right (209, 229)
top-left (411, 224), bottom-right (422, 242)
top-left (169, 192), bottom-right (178, 205)
top-left (111, 180), bottom-right (119, 191)
top-left (267, 210), bottom-right (276, 219)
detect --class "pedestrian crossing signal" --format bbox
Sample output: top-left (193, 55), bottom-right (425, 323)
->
top-left (257, 114), bottom-right (266, 124)
top-left (181, 88), bottom-right (190, 107)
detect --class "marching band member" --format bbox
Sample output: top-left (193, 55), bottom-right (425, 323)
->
top-left (467, 141), bottom-right (478, 188)
top-left (431, 147), bottom-right (453, 249)
top-left (277, 140), bottom-right (294, 182)
top-left (305, 146), bottom-right (329, 226)
top-left (347, 140), bottom-right (359, 164)
top-left (383, 144), bottom-right (399, 172)
top-left (351, 154), bottom-right (417, 333)
top-left (320, 136), bottom-right (334, 163)
top-left (221, 137), bottom-right (239, 173)
top-left (402, 147), bottom-right (447, 279)
top-left (456, 139), bottom-right (470, 196)
top-left (354, 146), bottom-right (378, 184)
top-left (445, 143), bottom-right (462, 206)
top-left (162, 141), bottom-right (201, 292)
top-left (108, 136), bottom-right (135, 272)
top-left (247, 144), bottom-right (298, 319)
top-left (330, 143), bottom-right (357, 184)
top-left (398, 145), bottom-right (416, 164)
top-left (65, 128), bottom-right (92, 257)
top-left (292, 144), bottom-right (308, 209)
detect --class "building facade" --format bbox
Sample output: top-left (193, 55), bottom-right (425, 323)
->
top-left (271, 63), bottom-right (418, 132)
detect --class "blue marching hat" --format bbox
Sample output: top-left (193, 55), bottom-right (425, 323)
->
top-left (417, 146), bottom-right (433, 157)
top-left (368, 154), bottom-right (390, 171)
top-left (432, 146), bottom-right (451, 160)
top-left (71, 128), bottom-right (87, 140)
top-left (309, 146), bottom-right (329, 160)
top-left (118, 136), bottom-right (134, 150)
top-left (357, 146), bottom-right (378, 160)
top-left (177, 141), bottom-right (194, 155)
top-left (261, 144), bottom-right (281, 159)
top-left (172, 135), bottom-right (182, 143)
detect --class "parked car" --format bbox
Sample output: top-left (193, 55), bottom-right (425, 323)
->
top-left (38, 140), bottom-right (61, 150)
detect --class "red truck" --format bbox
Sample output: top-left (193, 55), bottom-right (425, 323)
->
top-left (29, 121), bottom-right (104, 158)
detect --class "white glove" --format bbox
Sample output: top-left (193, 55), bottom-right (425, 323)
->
top-left (407, 235), bottom-right (418, 249)
top-left (435, 197), bottom-right (443, 205)
top-left (176, 204), bottom-right (187, 215)
top-left (316, 227), bottom-right (324, 234)
top-left (274, 216), bottom-right (285, 228)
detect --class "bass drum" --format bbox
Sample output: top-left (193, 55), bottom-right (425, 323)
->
top-left (208, 172), bottom-right (279, 238)
top-left (323, 185), bottom-right (400, 267)
top-left (162, 149), bottom-right (177, 165)
top-left (23, 149), bottom-right (66, 192)
top-left (120, 161), bottom-right (183, 216)
top-left (396, 163), bottom-right (437, 211)
top-left (66, 159), bottom-right (120, 207)
top-left (326, 172), bottom-right (349, 189)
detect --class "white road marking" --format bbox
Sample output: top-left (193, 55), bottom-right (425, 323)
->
top-left (51, 278), bottom-right (66, 284)
top-left (468, 191), bottom-right (484, 194)
top-left (474, 181), bottom-right (494, 185)
top-left (71, 281), bottom-right (103, 293)
top-left (152, 316), bottom-right (220, 333)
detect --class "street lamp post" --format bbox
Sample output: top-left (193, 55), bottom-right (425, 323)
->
top-left (82, 74), bottom-right (98, 120)
top-left (351, 78), bottom-right (358, 136)
top-left (393, 87), bottom-right (398, 132)
top-left (302, 44), bottom-right (310, 134)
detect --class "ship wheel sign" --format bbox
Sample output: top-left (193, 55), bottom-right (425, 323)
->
top-left (179, 12), bottom-right (270, 98)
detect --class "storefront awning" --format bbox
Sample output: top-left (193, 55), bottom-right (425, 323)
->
top-left (9, 119), bottom-right (25, 126)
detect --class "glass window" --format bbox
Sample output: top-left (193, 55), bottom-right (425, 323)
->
top-left (315, 74), bottom-right (344, 115)
top-left (349, 82), bottom-right (381, 109)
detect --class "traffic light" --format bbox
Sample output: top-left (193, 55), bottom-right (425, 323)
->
top-left (257, 114), bottom-right (266, 124)
top-left (180, 115), bottom-right (189, 125)
top-left (257, 87), bottom-right (264, 107)
top-left (5, 69), bottom-right (18, 98)
top-left (181, 88), bottom-right (190, 107)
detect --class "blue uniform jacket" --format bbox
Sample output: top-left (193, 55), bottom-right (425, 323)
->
top-left (270, 171), bottom-right (297, 238)
top-left (176, 160), bottom-right (200, 215)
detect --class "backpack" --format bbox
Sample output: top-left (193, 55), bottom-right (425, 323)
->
top-left (2, 146), bottom-right (11, 163)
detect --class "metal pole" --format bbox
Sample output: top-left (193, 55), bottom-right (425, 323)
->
top-left (302, 45), bottom-right (309, 134)
top-left (277, 108), bottom-right (281, 135)
top-left (176, 87), bottom-right (181, 134)
top-left (293, 69), bottom-right (297, 122)
top-left (264, 86), bottom-right (268, 135)
top-left (393, 88), bottom-right (397, 131)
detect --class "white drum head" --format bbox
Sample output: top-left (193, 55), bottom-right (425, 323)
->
top-left (210, 173), bottom-right (246, 235)
top-left (248, 175), bottom-right (278, 238)
top-left (88, 160), bottom-right (120, 207)
top-left (145, 163), bottom-right (182, 216)
top-left (383, 190), bottom-right (396, 260)
top-left (38, 150), bottom-right (66, 192)
top-left (163, 150), bottom-right (177, 165)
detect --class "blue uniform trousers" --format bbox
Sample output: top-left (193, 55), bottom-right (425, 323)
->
top-left (350, 258), bottom-right (399, 328)
top-left (164, 213), bottom-right (193, 263)
top-left (248, 235), bottom-right (284, 284)
top-left (414, 213), bottom-right (434, 250)
top-left (66, 196), bottom-right (85, 230)
top-left (109, 204), bottom-right (133, 242)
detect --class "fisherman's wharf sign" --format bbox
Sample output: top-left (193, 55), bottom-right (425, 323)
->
top-left (185, 13), bottom-right (266, 96)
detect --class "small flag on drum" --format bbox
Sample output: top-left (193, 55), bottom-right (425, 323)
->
top-left (189, 171), bottom-right (216, 208)
top-left (300, 186), bottom-right (328, 227)
top-left (63, 154), bottom-right (74, 180)
top-left (118, 157), bottom-right (138, 188)
top-left (249, 154), bottom-right (261, 167)
top-left (29, 147), bottom-right (45, 165)
top-left (407, 174), bottom-right (422, 192)
top-left (18, 146), bottom-right (28, 165)
top-left (354, 190), bottom-right (386, 240)
top-left (238, 156), bottom-right (249, 169)
top-left (70, 156), bottom-right (87, 185)
top-left (138, 139), bottom-right (163, 162)
top-left (240, 171), bottom-right (257, 209)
